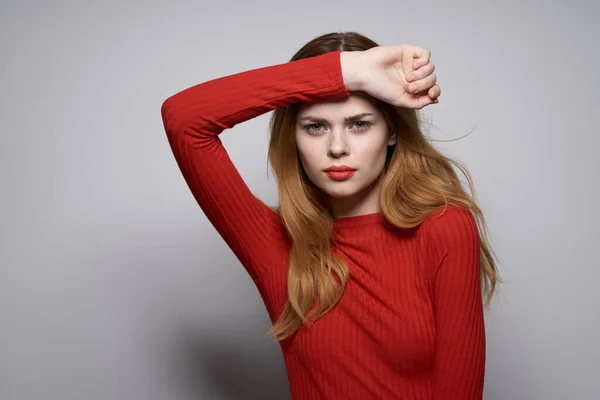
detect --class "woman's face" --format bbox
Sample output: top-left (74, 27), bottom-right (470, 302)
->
top-left (295, 93), bottom-right (396, 216)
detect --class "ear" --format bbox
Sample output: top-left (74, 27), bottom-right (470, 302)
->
top-left (387, 130), bottom-right (397, 146)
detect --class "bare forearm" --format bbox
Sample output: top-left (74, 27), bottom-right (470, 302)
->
top-left (340, 51), bottom-right (367, 92)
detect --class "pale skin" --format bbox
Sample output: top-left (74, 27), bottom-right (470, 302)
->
top-left (295, 44), bottom-right (440, 218)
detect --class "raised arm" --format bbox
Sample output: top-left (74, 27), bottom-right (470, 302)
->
top-left (160, 50), bottom-right (351, 280)
top-left (424, 206), bottom-right (486, 399)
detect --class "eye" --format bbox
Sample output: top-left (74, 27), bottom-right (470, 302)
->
top-left (351, 121), bottom-right (372, 131)
top-left (303, 123), bottom-right (325, 135)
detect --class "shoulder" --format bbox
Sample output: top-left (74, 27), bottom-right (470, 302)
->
top-left (420, 204), bottom-right (480, 265)
top-left (424, 204), bottom-right (479, 238)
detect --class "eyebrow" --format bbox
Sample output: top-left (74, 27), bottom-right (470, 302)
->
top-left (298, 112), bottom-right (375, 123)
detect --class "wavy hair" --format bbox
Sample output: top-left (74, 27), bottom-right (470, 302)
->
top-left (266, 31), bottom-right (501, 341)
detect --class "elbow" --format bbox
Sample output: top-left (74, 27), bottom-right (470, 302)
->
top-left (160, 96), bottom-right (182, 137)
top-left (160, 93), bottom-right (213, 141)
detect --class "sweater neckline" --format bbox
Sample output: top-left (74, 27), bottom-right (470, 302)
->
top-left (333, 212), bottom-right (383, 228)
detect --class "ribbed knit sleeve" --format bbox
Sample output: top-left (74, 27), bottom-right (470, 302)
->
top-left (425, 206), bottom-right (486, 399)
top-left (160, 50), bottom-right (350, 279)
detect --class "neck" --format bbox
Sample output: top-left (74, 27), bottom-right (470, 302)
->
top-left (329, 172), bottom-right (385, 219)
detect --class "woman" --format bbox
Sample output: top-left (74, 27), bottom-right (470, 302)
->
top-left (161, 31), bottom-right (500, 399)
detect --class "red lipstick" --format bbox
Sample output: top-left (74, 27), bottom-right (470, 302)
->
top-left (324, 165), bottom-right (356, 181)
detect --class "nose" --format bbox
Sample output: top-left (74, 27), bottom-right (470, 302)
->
top-left (328, 132), bottom-right (349, 158)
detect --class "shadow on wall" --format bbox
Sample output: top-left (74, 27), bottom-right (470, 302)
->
top-left (97, 224), bottom-right (292, 399)
top-left (172, 327), bottom-right (291, 399)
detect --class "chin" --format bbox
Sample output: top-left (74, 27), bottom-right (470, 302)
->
top-left (316, 181), bottom-right (364, 199)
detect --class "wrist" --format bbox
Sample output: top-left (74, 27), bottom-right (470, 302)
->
top-left (340, 51), bottom-right (366, 92)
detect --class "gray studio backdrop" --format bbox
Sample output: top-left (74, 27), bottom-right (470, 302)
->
top-left (1, 0), bottom-right (598, 399)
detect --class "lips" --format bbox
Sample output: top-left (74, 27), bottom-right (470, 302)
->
top-left (324, 166), bottom-right (356, 181)
top-left (323, 165), bottom-right (356, 172)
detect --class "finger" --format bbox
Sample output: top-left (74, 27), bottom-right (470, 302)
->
top-left (408, 93), bottom-right (437, 110)
top-left (406, 62), bottom-right (435, 82)
top-left (406, 73), bottom-right (437, 94)
top-left (428, 84), bottom-right (441, 99)
top-left (412, 47), bottom-right (431, 69)
top-left (420, 94), bottom-right (438, 107)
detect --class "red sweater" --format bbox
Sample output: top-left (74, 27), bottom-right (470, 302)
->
top-left (161, 50), bottom-right (486, 399)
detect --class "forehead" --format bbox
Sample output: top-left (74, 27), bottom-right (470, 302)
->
top-left (297, 92), bottom-right (381, 120)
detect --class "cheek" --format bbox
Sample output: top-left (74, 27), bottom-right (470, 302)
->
top-left (296, 139), bottom-right (321, 170)
top-left (354, 140), bottom-right (389, 167)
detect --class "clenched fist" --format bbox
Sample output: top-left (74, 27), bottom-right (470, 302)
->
top-left (341, 44), bottom-right (440, 110)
